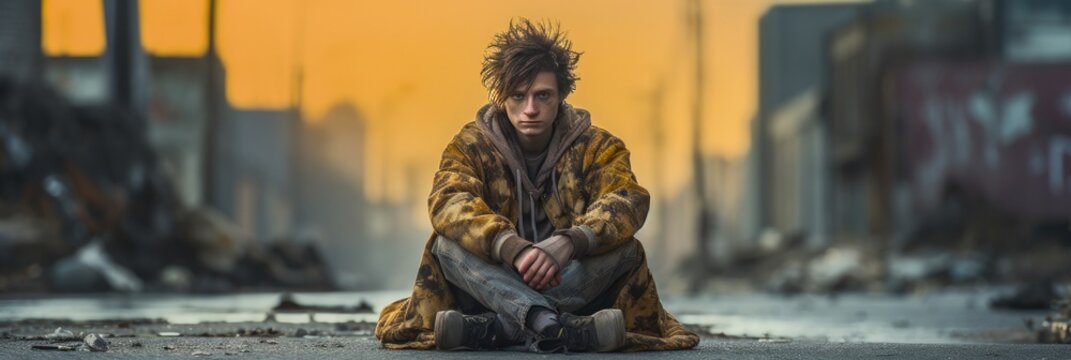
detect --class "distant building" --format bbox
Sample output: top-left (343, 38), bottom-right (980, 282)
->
top-left (748, 0), bottom-right (1070, 252)
top-left (825, 0), bottom-right (1000, 247)
top-left (212, 107), bottom-right (298, 242)
top-left (0, 1), bottom-right (42, 83)
top-left (822, 0), bottom-right (1070, 249)
top-left (146, 55), bottom-right (225, 207)
top-left (750, 3), bottom-right (863, 250)
top-left (294, 103), bottom-right (374, 288)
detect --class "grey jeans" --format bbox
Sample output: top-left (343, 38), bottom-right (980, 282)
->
top-left (432, 235), bottom-right (639, 342)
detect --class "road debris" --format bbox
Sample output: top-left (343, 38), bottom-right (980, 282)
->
top-left (43, 327), bottom-right (76, 341)
top-left (83, 333), bottom-right (109, 352)
top-left (271, 293), bottom-right (374, 313)
top-left (190, 327), bottom-right (286, 338)
top-left (31, 344), bottom-right (77, 351)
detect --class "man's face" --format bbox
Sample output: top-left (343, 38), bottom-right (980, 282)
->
top-left (504, 71), bottom-right (560, 141)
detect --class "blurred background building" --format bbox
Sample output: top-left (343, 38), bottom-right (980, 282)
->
top-left (740, 0), bottom-right (1071, 294)
top-left (0, 0), bottom-right (1067, 296)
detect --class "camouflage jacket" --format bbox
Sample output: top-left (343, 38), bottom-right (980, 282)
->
top-left (374, 104), bottom-right (699, 351)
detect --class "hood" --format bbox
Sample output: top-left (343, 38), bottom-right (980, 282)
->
top-left (475, 102), bottom-right (591, 197)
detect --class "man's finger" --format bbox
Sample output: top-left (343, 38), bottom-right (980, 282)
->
top-left (541, 262), bottom-right (558, 288)
top-left (532, 259), bottom-right (553, 287)
top-left (514, 250), bottom-right (533, 273)
top-left (528, 260), bottom-right (546, 286)
top-left (532, 261), bottom-right (550, 288)
top-left (524, 255), bottom-right (545, 282)
top-left (539, 264), bottom-right (558, 288)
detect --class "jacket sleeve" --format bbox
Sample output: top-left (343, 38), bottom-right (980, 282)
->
top-left (427, 137), bottom-right (523, 264)
top-left (572, 134), bottom-right (650, 257)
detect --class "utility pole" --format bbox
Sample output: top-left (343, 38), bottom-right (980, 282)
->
top-left (290, 1), bottom-right (307, 233)
top-left (107, 0), bottom-right (132, 112)
top-left (647, 80), bottom-right (668, 277)
top-left (104, 0), bottom-right (149, 122)
top-left (688, 0), bottom-right (715, 293)
top-left (202, 0), bottom-right (219, 208)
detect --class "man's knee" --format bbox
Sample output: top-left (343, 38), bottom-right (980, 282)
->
top-left (431, 235), bottom-right (462, 258)
top-left (431, 236), bottom-right (473, 278)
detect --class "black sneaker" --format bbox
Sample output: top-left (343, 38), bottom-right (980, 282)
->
top-left (529, 308), bottom-right (626, 353)
top-left (434, 310), bottom-right (504, 351)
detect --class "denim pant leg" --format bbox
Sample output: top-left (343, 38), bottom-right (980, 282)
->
top-left (542, 239), bottom-right (640, 314)
top-left (432, 236), bottom-right (553, 341)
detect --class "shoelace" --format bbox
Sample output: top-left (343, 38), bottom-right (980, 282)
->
top-left (562, 326), bottom-right (594, 352)
top-left (464, 316), bottom-right (495, 349)
top-left (559, 327), bottom-right (575, 354)
top-left (532, 323), bottom-right (593, 354)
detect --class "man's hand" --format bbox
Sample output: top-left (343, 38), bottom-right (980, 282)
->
top-left (513, 247), bottom-right (562, 290)
top-left (532, 235), bottom-right (574, 270)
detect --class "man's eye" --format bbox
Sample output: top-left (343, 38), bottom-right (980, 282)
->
top-left (510, 94), bottom-right (524, 101)
top-left (537, 92), bottom-right (550, 99)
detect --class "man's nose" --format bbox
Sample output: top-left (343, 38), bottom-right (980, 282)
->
top-left (523, 97), bottom-right (539, 117)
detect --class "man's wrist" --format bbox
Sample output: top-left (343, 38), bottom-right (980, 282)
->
top-left (499, 234), bottom-right (532, 266)
top-left (553, 225), bottom-right (594, 259)
top-left (532, 235), bottom-right (571, 269)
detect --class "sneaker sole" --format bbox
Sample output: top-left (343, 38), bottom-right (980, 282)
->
top-left (434, 310), bottom-right (466, 351)
top-left (591, 309), bottom-right (626, 352)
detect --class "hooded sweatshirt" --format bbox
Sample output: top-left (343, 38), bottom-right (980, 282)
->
top-left (476, 102), bottom-right (593, 264)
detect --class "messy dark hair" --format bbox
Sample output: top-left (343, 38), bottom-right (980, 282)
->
top-left (481, 18), bottom-right (582, 107)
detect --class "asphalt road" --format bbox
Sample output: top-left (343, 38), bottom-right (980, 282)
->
top-left (3, 334), bottom-right (1070, 359)
top-left (0, 289), bottom-right (1065, 359)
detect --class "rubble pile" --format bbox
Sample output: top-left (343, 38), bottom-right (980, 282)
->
top-left (271, 293), bottom-right (373, 314)
top-left (716, 236), bottom-right (887, 294)
top-left (991, 281), bottom-right (1060, 310)
top-left (0, 77), bottom-right (333, 293)
top-left (708, 221), bottom-right (1070, 296)
top-left (1039, 295), bottom-right (1071, 344)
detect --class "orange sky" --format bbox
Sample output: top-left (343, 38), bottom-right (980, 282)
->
top-left (42, 0), bottom-right (867, 202)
